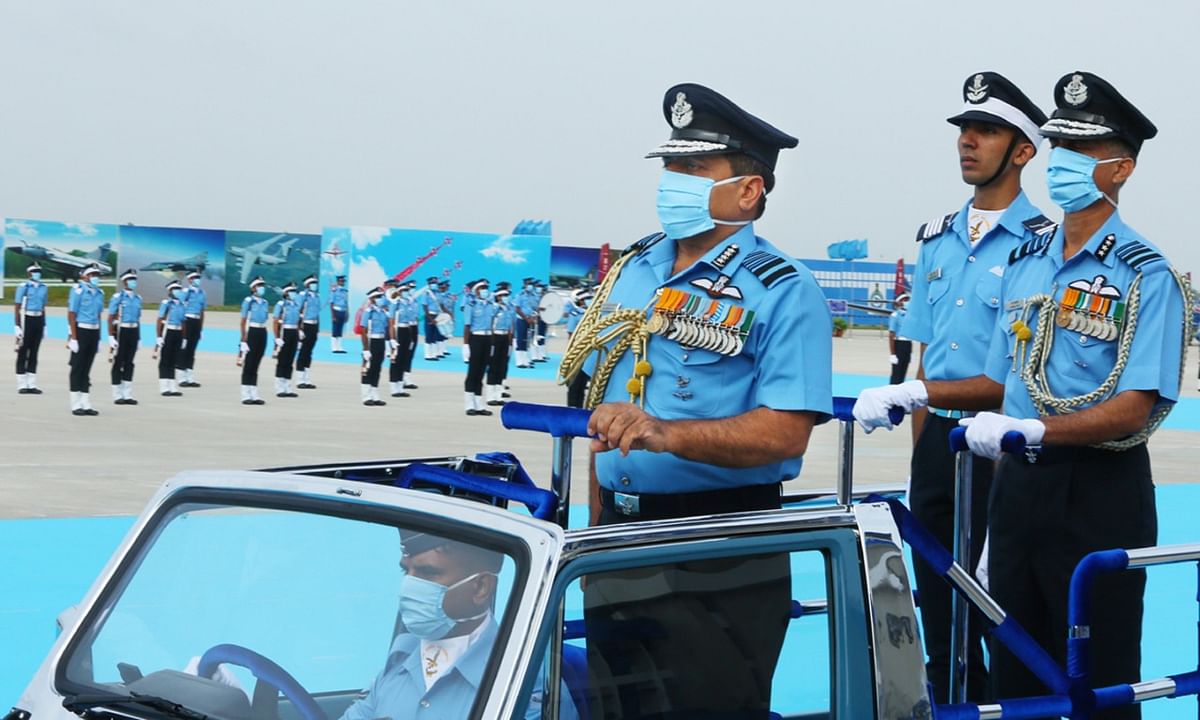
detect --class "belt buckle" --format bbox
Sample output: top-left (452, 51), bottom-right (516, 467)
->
top-left (1024, 445), bottom-right (1042, 465)
top-left (613, 491), bottom-right (640, 517)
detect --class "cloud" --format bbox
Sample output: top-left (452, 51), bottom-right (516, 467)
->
top-left (65, 223), bottom-right (99, 237)
top-left (350, 255), bottom-right (387, 301)
top-left (480, 235), bottom-right (529, 265)
top-left (6, 220), bottom-right (38, 238)
top-left (350, 226), bottom-right (389, 250)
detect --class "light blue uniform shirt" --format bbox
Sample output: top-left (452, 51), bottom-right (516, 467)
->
top-left (592, 225), bottom-right (834, 493)
top-left (338, 621), bottom-right (575, 720)
top-left (393, 296), bottom-right (420, 325)
top-left (182, 285), bottom-right (206, 316)
top-left (985, 211), bottom-right (1184, 421)
top-left (902, 192), bottom-right (1050, 382)
top-left (240, 295), bottom-right (270, 324)
top-left (363, 304), bottom-right (390, 335)
top-left (492, 301), bottom-right (516, 333)
top-left (298, 288), bottom-right (321, 323)
top-left (273, 297), bottom-right (301, 326)
top-left (108, 290), bottom-right (142, 324)
top-left (330, 285), bottom-right (349, 311)
top-left (887, 308), bottom-right (907, 336)
top-left (464, 296), bottom-right (498, 331)
top-left (418, 286), bottom-right (440, 314)
top-left (14, 280), bottom-right (48, 312)
top-left (565, 300), bottom-right (585, 333)
top-left (515, 288), bottom-right (539, 317)
top-left (68, 282), bottom-right (105, 325)
top-left (158, 297), bottom-right (186, 325)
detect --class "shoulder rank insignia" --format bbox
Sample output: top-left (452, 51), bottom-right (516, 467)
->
top-left (1008, 234), bottom-right (1054, 265)
top-left (916, 212), bottom-right (958, 242)
top-left (1021, 214), bottom-right (1058, 237)
top-left (1095, 234), bottom-right (1117, 262)
top-left (623, 232), bottom-right (666, 258)
top-left (1058, 274), bottom-right (1124, 341)
top-left (1115, 240), bottom-right (1164, 273)
top-left (743, 250), bottom-right (796, 289)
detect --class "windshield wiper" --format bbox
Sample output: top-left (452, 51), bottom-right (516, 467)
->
top-left (63, 691), bottom-right (210, 720)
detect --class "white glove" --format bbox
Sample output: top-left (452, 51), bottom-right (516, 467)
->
top-left (181, 339), bottom-right (188, 349)
top-left (958, 412), bottom-right (1045, 461)
top-left (299, 330), bottom-right (306, 340)
top-left (14, 325), bottom-right (22, 340)
top-left (362, 349), bottom-right (372, 361)
top-left (889, 354), bottom-right (899, 365)
top-left (108, 337), bottom-right (118, 349)
top-left (852, 380), bottom-right (928, 433)
top-left (68, 338), bottom-right (79, 353)
top-left (239, 341), bottom-right (250, 354)
top-left (389, 339), bottom-right (399, 350)
top-left (274, 338), bottom-right (283, 349)
top-left (156, 336), bottom-right (164, 349)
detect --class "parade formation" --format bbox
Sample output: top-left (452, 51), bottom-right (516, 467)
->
top-left (8, 71), bottom-right (1198, 720)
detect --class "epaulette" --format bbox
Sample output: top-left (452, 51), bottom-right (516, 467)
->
top-left (743, 250), bottom-right (797, 289)
top-left (622, 232), bottom-right (666, 258)
top-left (916, 212), bottom-right (958, 242)
top-left (1008, 234), bottom-right (1054, 266)
top-left (1022, 214), bottom-right (1058, 237)
top-left (1115, 240), bottom-right (1166, 273)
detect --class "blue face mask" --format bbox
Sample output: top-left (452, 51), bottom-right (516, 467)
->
top-left (171, 288), bottom-right (182, 299)
top-left (398, 572), bottom-right (492, 639)
top-left (479, 289), bottom-right (491, 300)
top-left (254, 286), bottom-right (265, 297)
top-left (87, 276), bottom-right (99, 287)
top-left (1046, 146), bottom-right (1126, 214)
top-left (127, 279), bottom-right (138, 290)
top-left (374, 296), bottom-right (387, 307)
top-left (656, 170), bottom-right (750, 240)
top-left (30, 272), bottom-right (41, 281)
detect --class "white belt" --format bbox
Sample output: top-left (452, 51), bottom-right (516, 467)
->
top-left (471, 330), bottom-right (493, 336)
top-left (282, 324), bottom-right (299, 329)
top-left (302, 319), bottom-right (319, 325)
top-left (368, 333), bottom-right (386, 339)
top-left (333, 306), bottom-right (347, 311)
top-left (400, 322), bottom-right (417, 327)
top-left (248, 322), bottom-right (267, 328)
top-left (119, 323), bottom-right (139, 328)
top-left (24, 310), bottom-right (43, 316)
top-left (166, 324), bottom-right (182, 331)
top-left (77, 322), bottom-right (99, 329)
top-left (185, 314), bottom-right (201, 319)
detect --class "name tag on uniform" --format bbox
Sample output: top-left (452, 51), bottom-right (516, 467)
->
top-left (927, 268), bottom-right (943, 282)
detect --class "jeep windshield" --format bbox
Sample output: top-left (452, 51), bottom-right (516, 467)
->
top-left (54, 487), bottom-right (532, 720)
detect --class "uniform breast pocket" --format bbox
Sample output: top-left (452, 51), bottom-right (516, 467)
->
top-left (647, 347), bottom-right (727, 419)
top-left (974, 273), bottom-right (1002, 310)
top-left (1061, 332), bottom-right (1116, 385)
top-left (927, 278), bottom-right (950, 305)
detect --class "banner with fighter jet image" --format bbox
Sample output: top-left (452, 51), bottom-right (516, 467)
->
top-left (224, 231), bottom-right (320, 305)
top-left (321, 225), bottom-right (551, 335)
top-left (118, 225), bottom-right (226, 304)
top-left (3, 218), bottom-right (120, 284)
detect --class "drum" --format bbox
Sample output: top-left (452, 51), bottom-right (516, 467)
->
top-left (436, 312), bottom-right (454, 337)
top-left (539, 292), bottom-right (565, 324)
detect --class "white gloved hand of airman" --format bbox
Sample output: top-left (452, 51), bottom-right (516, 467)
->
top-left (957, 412), bottom-right (1045, 460)
top-left (852, 380), bottom-right (928, 433)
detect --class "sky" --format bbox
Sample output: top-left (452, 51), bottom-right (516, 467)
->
top-left (1, 1), bottom-right (1198, 272)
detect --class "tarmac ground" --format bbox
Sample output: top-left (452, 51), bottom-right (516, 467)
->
top-left (2, 309), bottom-right (1198, 519)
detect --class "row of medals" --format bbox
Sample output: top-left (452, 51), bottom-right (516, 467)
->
top-left (646, 288), bottom-right (751, 356)
top-left (1056, 290), bottom-right (1123, 341)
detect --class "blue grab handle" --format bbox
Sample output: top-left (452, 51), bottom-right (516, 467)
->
top-left (501, 402), bottom-right (593, 438)
top-left (948, 426), bottom-right (1027, 454)
top-left (832, 395), bottom-right (904, 426)
top-left (397, 463), bottom-right (558, 520)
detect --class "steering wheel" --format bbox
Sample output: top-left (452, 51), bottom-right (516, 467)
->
top-left (197, 644), bottom-right (325, 720)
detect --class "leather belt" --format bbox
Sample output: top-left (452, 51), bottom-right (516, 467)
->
top-left (1010, 443), bottom-right (1145, 466)
top-left (76, 322), bottom-right (100, 330)
top-left (599, 483), bottom-right (781, 520)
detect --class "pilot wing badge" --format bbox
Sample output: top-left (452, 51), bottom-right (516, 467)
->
top-left (690, 275), bottom-right (743, 300)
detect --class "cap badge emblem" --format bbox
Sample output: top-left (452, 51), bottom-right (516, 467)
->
top-left (1064, 74), bottom-right (1089, 107)
top-left (670, 92), bottom-right (694, 129)
top-left (966, 74), bottom-right (989, 103)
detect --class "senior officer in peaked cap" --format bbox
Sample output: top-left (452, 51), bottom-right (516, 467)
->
top-left (854, 71), bottom-right (1049, 703)
top-left (561, 83), bottom-right (833, 719)
top-left (899, 73), bottom-right (1183, 717)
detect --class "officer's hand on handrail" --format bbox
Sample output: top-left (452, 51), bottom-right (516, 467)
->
top-left (851, 380), bottom-right (928, 433)
top-left (954, 412), bottom-right (1044, 460)
top-left (833, 396), bottom-right (904, 427)
top-left (501, 402), bottom-right (593, 438)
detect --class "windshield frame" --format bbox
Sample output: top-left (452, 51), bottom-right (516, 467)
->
top-left (51, 474), bottom-right (559, 720)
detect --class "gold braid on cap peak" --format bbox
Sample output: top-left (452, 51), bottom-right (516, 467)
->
top-left (557, 251), bottom-right (656, 409)
top-left (1014, 267), bottom-right (1193, 450)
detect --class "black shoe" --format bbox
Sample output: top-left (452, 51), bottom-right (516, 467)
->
top-left (391, 391), bottom-right (410, 397)
top-left (277, 393), bottom-right (288, 398)
top-left (298, 383), bottom-right (317, 389)
top-left (501, 391), bottom-right (512, 398)
top-left (27, 387), bottom-right (43, 394)
top-left (283, 392), bottom-right (298, 398)
top-left (486, 400), bottom-right (504, 406)
top-left (18, 388), bottom-right (31, 394)
top-left (475, 408), bottom-right (493, 416)
top-left (466, 409), bottom-right (479, 416)
top-left (125, 398), bottom-right (138, 405)
top-left (180, 381), bottom-right (201, 388)
top-left (370, 399), bottom-right (387, 406)
top-left (252, 399), bottom-right (265, 405)
top-left (404, 383), bottom-right (419, 389)
top-left (72, 408), bottom-right (89, 416)
top-left (163, 391), bottom-right (183, 397)
top-left (242, 399), bottom-right (257, 405)
top-left (84, 408), bottom-right (99, 416)
top-left (114, 398), bottom-right (128, 405)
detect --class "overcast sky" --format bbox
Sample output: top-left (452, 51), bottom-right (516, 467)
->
top-left (2, 1), bottom-right (1197, 272)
